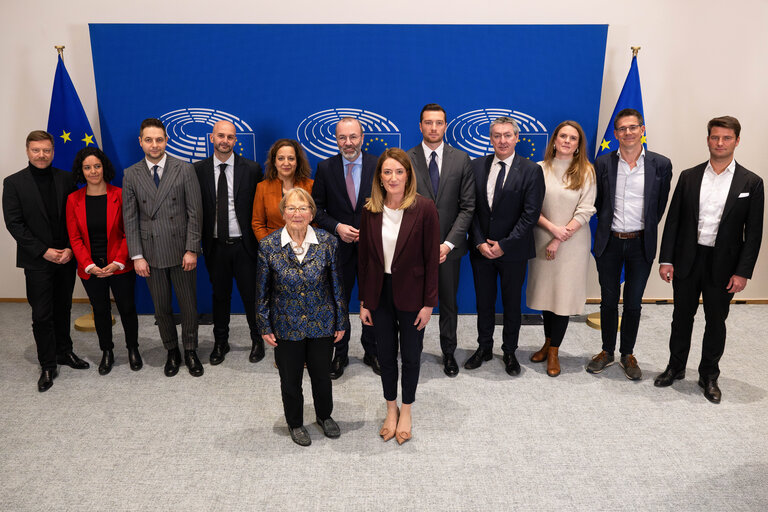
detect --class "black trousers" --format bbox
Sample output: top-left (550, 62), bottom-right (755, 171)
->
top-left (80, 270), bottom-right (138, 351)
top-left (469, 254), bottom-right (527, 354)
top-left (334, 247), bottom-right (376, 359)
top-left (24, 260), bottom-right (76, 370)
top-left (668, 245), bottom-right (733, 380)
top-left (437, 256), bottom-right (462, 355)
top-left (372, 275), bottom-right (424, 405)
top-left (542, 310), bottom-right (570, 348)
top-left (205, 239), bottom-right (259, 343)
top-left (145, 265), bottom-right (198, 350)
top-left (274, 337), bottom-right (333, 428)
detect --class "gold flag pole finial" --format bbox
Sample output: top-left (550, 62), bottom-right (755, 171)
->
top-left (55, 45), bottom-right (65, 58)
top-left (631, 46), bottom-right (641, 57)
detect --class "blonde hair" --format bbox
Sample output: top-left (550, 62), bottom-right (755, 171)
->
top-left (364, 148), bottom-right (418, 213)
top-left (542, 120), bottom-right (594, 191)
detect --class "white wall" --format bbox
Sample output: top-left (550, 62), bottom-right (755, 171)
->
top-left (2, 0), bottom-right (767, 299)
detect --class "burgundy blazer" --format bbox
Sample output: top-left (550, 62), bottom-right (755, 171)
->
top-left (66, 184), bottom-right (133, 280)
top-left (358, 195), bottom-right (440, 312)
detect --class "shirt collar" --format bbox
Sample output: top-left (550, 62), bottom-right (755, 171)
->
top-left (617, 147), bottom-right (645, 165)
top-left (422, 141), bottom-right (444, 162)
top-left (213, 153), bottom-right (235, 169)
top-left (146, 154), bottom-right (167, 170)
top-left (492, 152), bottom-right (515, 168)
top-left (342, 152), bottom-right (363, 167)
top-left (281, 225), bottom-right (319, 247)
top-left (705, 158), bottom-right (736, 176)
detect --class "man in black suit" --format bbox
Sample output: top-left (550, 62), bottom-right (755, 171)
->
top-left (464, 116), bottom-right (545, 376)
top-left (194, 120), bottom-right (264, 366)
top-left (656, 116), bottom-right (763, 403)
top-left (313, 117), bottom-right (378, 379)
top-left (589, 108), bottom-right (672, 380)
top-left (3, 130), bottom-right (89, 392)
top-left (406, 104), bottom-right (475, 377)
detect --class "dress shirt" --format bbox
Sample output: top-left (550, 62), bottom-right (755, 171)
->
top-left (421, 141), bottom-right (444, 175)
top-left (382, 205), bottom-right (404, 274)
top-left (213, 154), bottom-right (241, 238)
top-left (611, 148), bottom-right (645, 232)
top-left (341, 152), bottom-right (362, 200)
top-left (487, 153), bottom-right (515, 206)
top-left (281, 225), bottom-right (318, 264)
top-left (132, 154), bottom-right (169, 260)
top-left (698, 158), bottom-right (736, 247)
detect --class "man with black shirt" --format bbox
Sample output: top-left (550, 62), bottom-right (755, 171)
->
top-left (3, 130), bottom-right (89, 392)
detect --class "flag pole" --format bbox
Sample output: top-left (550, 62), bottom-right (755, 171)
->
top-left (55, 45), bottom-right (65, 57)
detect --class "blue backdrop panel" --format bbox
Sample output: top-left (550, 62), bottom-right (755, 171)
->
top-left (89, 24), bottom-right (607, 315)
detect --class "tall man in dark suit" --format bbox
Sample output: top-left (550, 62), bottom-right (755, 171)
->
top-left (656, 116), bottom-right (763, 403)
top-left (194, 120), bottom-right (264, 366)
top-left (464, 116), bottom-right (545, 376)
top-left (406, 104), bottom-right (475, 377)
top-left (3, 130), bottom-right (89, 392)
top-left (123, 118), bottom-right (204, 377)
top-left (589, 108), bottom-right (673, 380)
top-left (313, 117), bottom-right (378, 379)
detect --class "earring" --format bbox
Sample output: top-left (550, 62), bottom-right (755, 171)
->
top-left (574, 148), bottom-right (580, 156)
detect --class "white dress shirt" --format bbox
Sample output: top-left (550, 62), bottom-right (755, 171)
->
top-left (213, 154), bottom-right (242, 238)
top-left (698, 158), bottom-right (736, 247)
top-left (382, 205), bottom-right (404, 274)
top-left (611, 148), bottom-right (645, 233)
top-left (145, 154), bottom-right (167, 181)
top-left (421, 141), bottom-right (444, 175)
top-left (281, 225), bottom-right (318, 264)
top-left (487, 153), bottom-right (515, 206)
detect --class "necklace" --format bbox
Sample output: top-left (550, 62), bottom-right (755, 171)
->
top-left (290, 241), bottom-right (304, 255)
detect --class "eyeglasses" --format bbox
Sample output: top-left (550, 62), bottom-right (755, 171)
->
top-left (336, 135), bottom-right (360, 143)
top-left (616, 125), bottom-right (642, 134)
top-left (284, 206), bottom-right (311, 214)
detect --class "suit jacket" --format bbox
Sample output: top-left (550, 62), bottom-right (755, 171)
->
top-left (122, 155), bottom-right (202, 268)
top-left (358, 195), bottom-right (440, 312)
top-left (659, 161), bottom-right (764, 286)
top-left (594, 150), bottom-right (673, 263)
top-left (251, 177), bottom-right (313, 241)
top-left (469, 154), bottom-right (545, 261)
top-left (194, 154), bottom-right (263, 259)
top-left (256, 228), bottom-right (348, 340)
top-left (66, 184), bottom-right (133, 280)
top-left (407, 143), bottom-right (475, 260)
top-left (2, 165), bottom-right (76, 270)
top-left (312, 152), bottom-right (377, 265)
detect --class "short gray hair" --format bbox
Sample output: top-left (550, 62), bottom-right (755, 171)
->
top-left (489, 116), bottom-right (520, 136)
top-left (278, 187), bottom-right (317, 216)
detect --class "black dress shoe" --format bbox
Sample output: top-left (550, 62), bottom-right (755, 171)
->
top-left (37, 368), bottom-right (58, 392)
top-left (128, 346), bottom-right (143, 371)
top-left (654, 366), bottom-right (685, 387)
top-left (164, 348), bottom-right (181, 377)
top-left (209, 340), bottom-right (230, 365)
top-left (503, 352), bottom-right (521, 376)
top-left (289, 426), bottom-right (311, 446)
top-left (185, 350), bottom-right (204, 377)
top-left (464, 347), bottom-right (492, 370)
top-left (57, 351), bottom-right (90, 369)
top-left (330, 355), bottom-right (349, 380)
top-left (363, 353), bottom-right (382, 376)
top-left (98, 350), bottom-right (114, 376)
top-left (443, 354), bottom-right (459, 377)
top-left (316, 417), bottom-right (341, 438)
top-left (249, 338), bottom-right (265, 363)
top-left (698, 377), bottom-right (722, 404)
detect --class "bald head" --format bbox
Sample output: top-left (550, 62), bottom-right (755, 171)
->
top-left (210, 120), bottom-right (237, 160)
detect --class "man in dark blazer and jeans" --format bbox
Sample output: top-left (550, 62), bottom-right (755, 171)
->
top-left (656, 116), bottom-right (763, 403)
top-left (195, 120), bottom-right (264, 366)
top-left (589, 108), bottom-right (672, 380)
top-left (3, 130), bottom-right (89, 391)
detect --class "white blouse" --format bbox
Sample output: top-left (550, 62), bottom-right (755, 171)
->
top-left (382, 205), bottom-right (403, 274)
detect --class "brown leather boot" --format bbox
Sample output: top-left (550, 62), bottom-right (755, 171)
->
top-left (530, 338), bottom-right (551, 362)
top-left (547, 346), bottom-right (561, 377)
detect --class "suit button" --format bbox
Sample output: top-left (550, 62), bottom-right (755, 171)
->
top-left (172, 197), bottom-right (176, 200)
top-left (169, 216), bottom-right (173, 220)
top-left (300, 292), bottom-right (305, 297)
top-left (301, 315), bottom-right (306, 320)
top-left (151, 216), bottom-right (156, 220)
top-left (142, 200), bottom-right (146, 203)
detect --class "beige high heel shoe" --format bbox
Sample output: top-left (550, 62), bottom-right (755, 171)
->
top-left (379, 409), bottom-right (399, 442)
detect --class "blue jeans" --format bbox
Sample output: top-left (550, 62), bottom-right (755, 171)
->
top-left (595, 236), bottom-right (652, 355)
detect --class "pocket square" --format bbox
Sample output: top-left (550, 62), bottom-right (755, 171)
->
top-left (738, 192), bottom-right (750, 198)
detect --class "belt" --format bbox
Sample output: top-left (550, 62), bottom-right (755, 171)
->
top-left (216, 237), bottom-right (242, 245)
top-left (611, 230), bottom-right (643, 239)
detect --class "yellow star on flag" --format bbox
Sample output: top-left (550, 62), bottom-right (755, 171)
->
top-left (641, 134), bottom-right (647, 144)
top-left (82, 133), bottom-right (95, 147)
top-left (600, 138), bottom-right (611, 151)
top-left (60, 130), bottom-right (71, 143)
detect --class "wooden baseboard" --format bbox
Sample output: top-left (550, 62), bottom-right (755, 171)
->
top-left (0, 298), bottom-right (92, 303)
top-left (586, 298), bottom-right (768, 304)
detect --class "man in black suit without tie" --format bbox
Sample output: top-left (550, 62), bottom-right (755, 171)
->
top-left (195, 120), bottom-right (264, 366)
top-left (656, 116), bottom-right (763, 403)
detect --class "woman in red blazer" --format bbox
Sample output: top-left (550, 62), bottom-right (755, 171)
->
top-left (359, 147), bottom-right (440, 445)
top-left (66, 147), bottom-right (140, 375)
top-left (251, 139), bottom-right (313, 241)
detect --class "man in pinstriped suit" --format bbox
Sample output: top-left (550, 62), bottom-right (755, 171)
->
top-left (123, 118), bottom-right (204, 377)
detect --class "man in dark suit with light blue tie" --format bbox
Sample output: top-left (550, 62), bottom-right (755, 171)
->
top-left (464, 116), bottom-right (545, 376)
top-left (407, 104), bottom-right (475, 377)
top-left (589, 108), bottom-right (672, 380)
top-left (123, 118), bottom-right (204, 377)
top-left (313, 117), bottom-right (378, 379)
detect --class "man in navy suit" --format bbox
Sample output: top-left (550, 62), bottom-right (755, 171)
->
top-left (194, 120), bottom-right (264, 366)
top-left (464, 116), bottom-right (545, 376)
top-left (656, 116), bottom-right (763, 403)
top-left (313, 117), bottom-right (378, 379)
top-left (589, 108), bottom-right (672, 380)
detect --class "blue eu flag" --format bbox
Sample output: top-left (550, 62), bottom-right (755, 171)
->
top-left (595, 55), bottom-right (645, 159)
top-left (46, 55), bottom-right (98, 171)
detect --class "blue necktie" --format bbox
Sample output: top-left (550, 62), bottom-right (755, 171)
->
top-left (493, 161), bottom-right (506, 208)
top-left (152, 165), bottom-right (160, 188)
top-left (429, 151), bottom-right (439, 196)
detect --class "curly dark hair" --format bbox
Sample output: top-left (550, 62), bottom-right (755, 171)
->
top-left (71, 147), bottom-right (116, 184)
top-left (264, 139), bottom-right (311, 181)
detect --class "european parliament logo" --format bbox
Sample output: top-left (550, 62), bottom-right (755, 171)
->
top-left (297, 108), bottom-right (401, 159)
top-left (159, 108), bottom-right (256, 163)
top-left (446, 108), bottom-right (548, 161)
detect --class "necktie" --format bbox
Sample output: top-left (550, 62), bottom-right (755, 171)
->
top-left (152, 165), bottom-right (160, 188)
top-left (493, 161), bottom-right (506, 208)
top-left (217, 163), bottom-right (229, 239)
top-left (345, 163), bottom-right (356, 208)
top-left (429, 151), bottom-right (439, 196)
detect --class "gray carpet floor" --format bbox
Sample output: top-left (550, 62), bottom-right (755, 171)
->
top-left (1, 302), bottom-right (766, 511)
